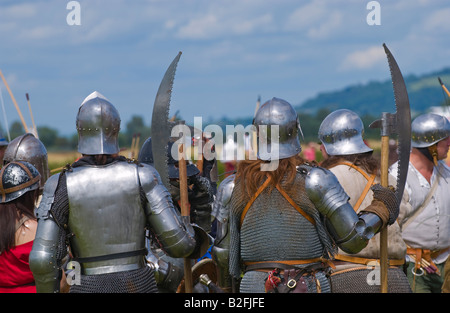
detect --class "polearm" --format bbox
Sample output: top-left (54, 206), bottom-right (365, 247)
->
top-left (134, 133), bottom-right (141, 159)
top-left (379, 117), bottom-right (390, 293)
top-left (438, 77), bottom-right (450, 98)
top-left (178, 142), bottom-right (193, 293)
top-left (370, 44), bottom-right (411, 293)
top-left (0, 69), bottom-right (29, 133)
top-left (438, 77), bottom-right (450, 116)
top-left (26, 93), bottom-right (38, 138)
top-left (150, 52), bottom-right (196, 292)
top-left (0, 86), bottom-right (11, 141)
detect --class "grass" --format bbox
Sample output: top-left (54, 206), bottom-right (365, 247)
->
top-left (48, 139), bottom-right (385, 175)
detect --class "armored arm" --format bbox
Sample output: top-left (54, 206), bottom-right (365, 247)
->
top-left (139, 164), bottom-right (208, 259)
top-left (211, 174), bottom-right (235, 292)
top-left (29, 174), bottom-right (63, 293)
top-left (146, 245), bottom-right (184, 293)
top-left (301, 165), bottom-right (398, 254)
top-left (189, 175), bottom-right (214, 233)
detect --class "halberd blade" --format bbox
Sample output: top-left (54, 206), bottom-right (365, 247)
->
top-left (151, 52), bottom-right (182, 188)
top-left (383, 43), bottom-right (411, 202)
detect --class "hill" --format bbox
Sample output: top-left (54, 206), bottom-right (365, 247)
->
top-left (295, 67), bottom-right (450, 116)
top-left (207, 67), bottom-right (450, 143)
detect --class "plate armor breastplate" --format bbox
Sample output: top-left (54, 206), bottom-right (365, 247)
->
top-left (66, 161), bottom-right (146, 275)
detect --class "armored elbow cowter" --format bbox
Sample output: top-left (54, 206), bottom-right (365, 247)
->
top-left (139, 164), bottom-right (208, 259)
top-left (29, 174), bottom-right (62, 293)
top-left (300, 165), bottom-right (383, 254)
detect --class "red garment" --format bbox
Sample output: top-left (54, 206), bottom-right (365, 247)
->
top-left (0, 240), bottom-right (36, 293)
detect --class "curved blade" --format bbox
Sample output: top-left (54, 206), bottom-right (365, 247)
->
top-left (383, 43), bottom-right (411, 202)
top-left (151, 51), bottom-right (182, 188)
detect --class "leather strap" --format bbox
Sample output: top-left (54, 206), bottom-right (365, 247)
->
top-left (244, 258), bottom-right (324, 272)
top-left (336, 161), bottom-right (376, 212)
top-left (275, 184), bottom-right (316, 225)
top-left (240, 175), bottom-right (315, 226)
top-left (240, 176), bottom-right (272, 226)
top-left (334, 253), bottom-right (405, 266)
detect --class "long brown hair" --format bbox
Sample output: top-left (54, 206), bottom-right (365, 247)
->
top-left (320, 152), bottom-right (379, 175)
top-left (0, 189), bottom-right (39, 254)
top-left (235, 155), bottom-right (308, 197)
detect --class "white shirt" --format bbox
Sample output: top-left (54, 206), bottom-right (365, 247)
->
top-left (390, 160), bottom-right (450, 264)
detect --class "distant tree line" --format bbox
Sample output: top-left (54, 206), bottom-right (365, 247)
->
top-left (1, 115), bottom-right (151, 152)
top-left (1, 109), bottom-right (381, 151)
top-left (298, 108), bottom-right (380, 143)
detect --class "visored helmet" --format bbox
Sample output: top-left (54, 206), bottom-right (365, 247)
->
top-left (0, 161), bottom-right (40, 203)
top-left (411, 113), bottom-right (450, 148)
top-left (253, 97), bottom-right (302, 161)
top-left (318, 109), bottom-right (373, 156)
top-left (76, 91), bottom-right (121, 155)
top-left (3, 133), bottom-right (49, 190)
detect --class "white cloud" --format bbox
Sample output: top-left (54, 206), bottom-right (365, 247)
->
top-left (307, 11), bottom-right (342, 39)
top-left (176, 12), bottom-right (274, 40)
top-left (19, 25), bottom-right (64, 40)
top-left (423, 8), bottom-right (450, 33)
top-left (339, 45), bottom-right (385, 71)
top-left (284, 0), bottom-right (344, 39)
top-left (176, 14), bottom-right (219, 39)
top-left (0, 3), bottom-right (37, 19)
top-left (285, 1), bottom-right (328, 29)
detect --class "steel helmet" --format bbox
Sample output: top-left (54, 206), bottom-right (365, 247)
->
top-left (318, 109), bottom-right (373, 156)
top-left (0, 161), bottom-right (40, 203)
top-left (3, 133), bottom-right (49, 190)
top-left (76, 91), bottom-right (121, 155)
top-left (411, 113), bottom-right (450, 148)
top-left (253, 97), bottom-right (302, 161)
top-left (138, 137), bottom-right (154, 165)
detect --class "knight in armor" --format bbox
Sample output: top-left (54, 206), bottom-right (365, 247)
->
top-left (29, 91), bottom-right (208, 293)
top-left (138, 136), bottom-right (214, 292)
top-left (221, 97), bottom-right (400, 293)
top-left (318, 109), bottom-right (411, 293)
top-left (390, 113), bottom-right (450, 293)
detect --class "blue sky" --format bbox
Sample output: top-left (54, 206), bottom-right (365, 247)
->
top-left (1, 0), bottom-right (450, 136)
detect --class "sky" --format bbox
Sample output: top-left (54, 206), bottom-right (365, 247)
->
top-left (1, 0), bottom-right (450, 137)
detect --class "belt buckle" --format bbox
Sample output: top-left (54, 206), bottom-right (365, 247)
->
top-left (287, 279), bottom-right (297, 289)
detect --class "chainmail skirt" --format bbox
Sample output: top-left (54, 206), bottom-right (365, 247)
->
top-left (69, 266), bottom-right (158, 293)
top-left (330, 267), bottom-right (411, 293)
